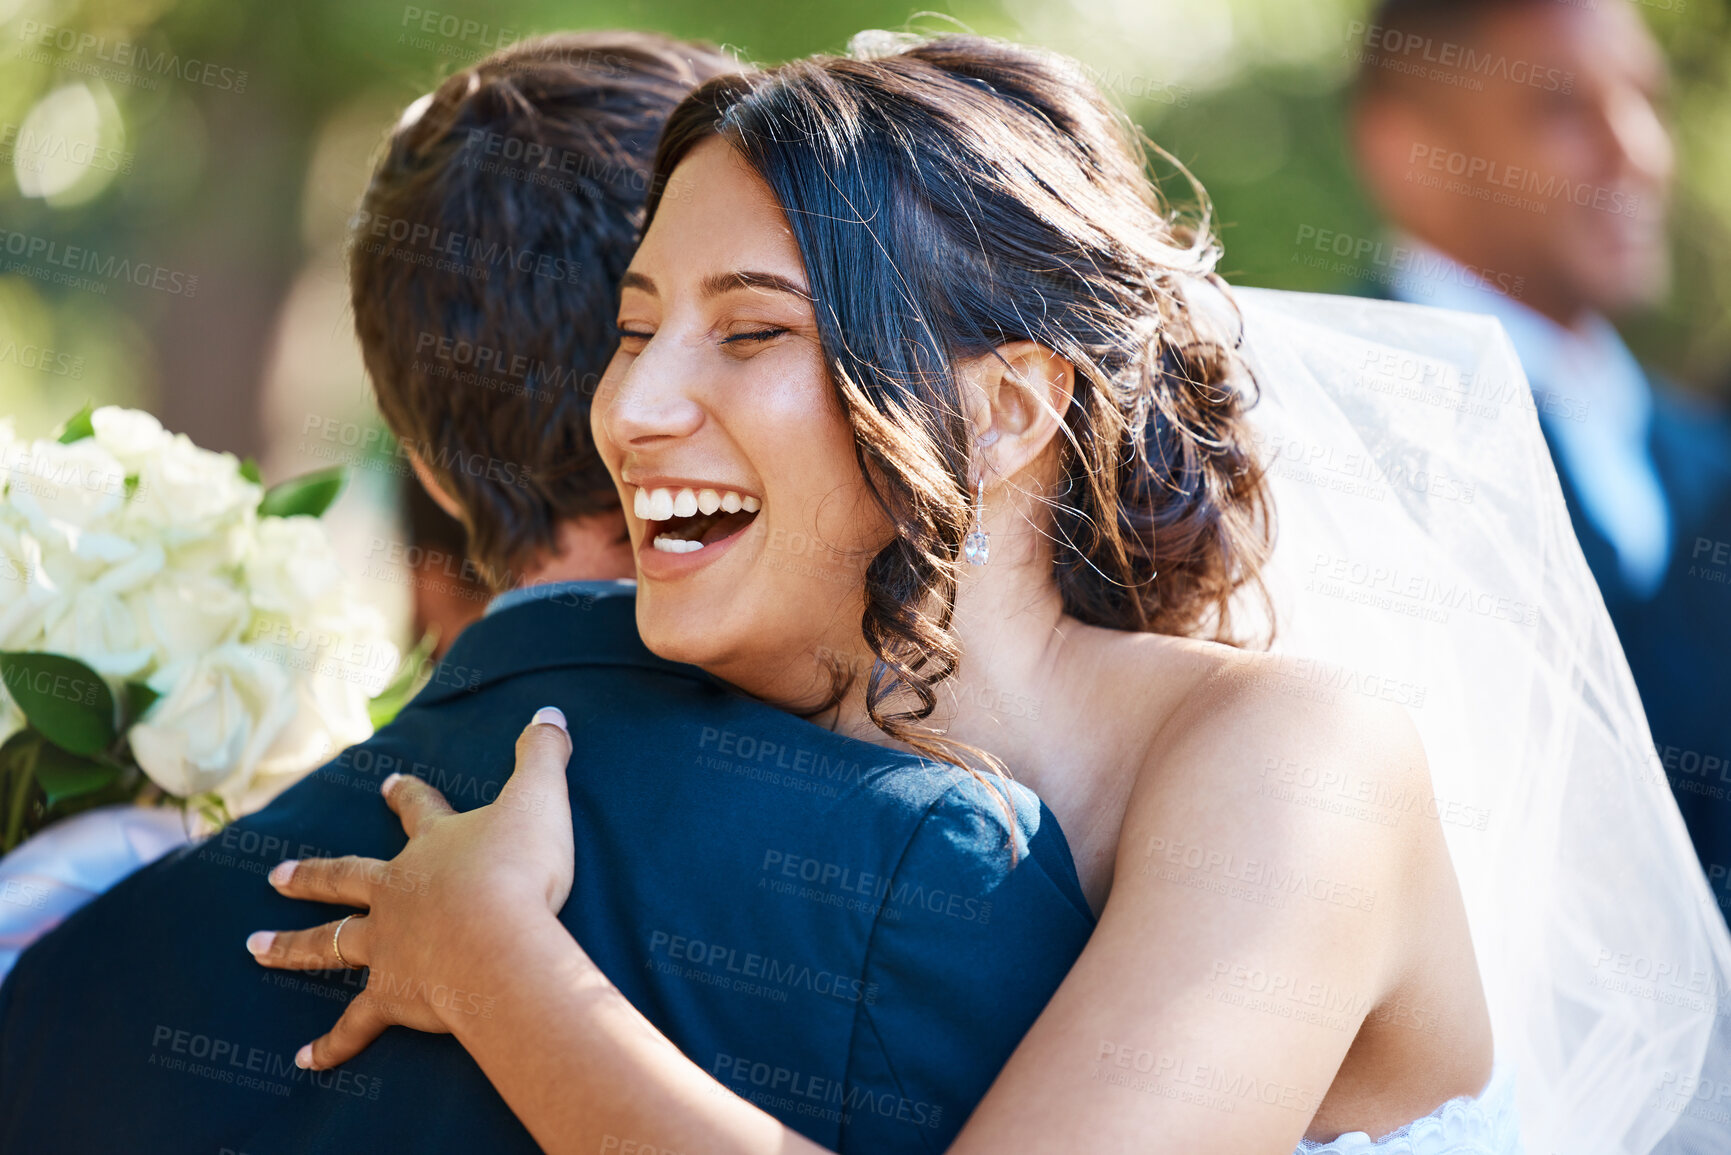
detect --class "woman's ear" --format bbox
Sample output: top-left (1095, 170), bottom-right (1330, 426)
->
top-left (956, 341), bottom-right (1075, 486)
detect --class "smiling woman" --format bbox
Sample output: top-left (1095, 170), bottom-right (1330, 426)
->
top-left (597, 137), bottom-right (895, 711)
top-left (599, 44), bottom-right (1276, 765)
top-left (242, 29), bottom-right (1729, 1155)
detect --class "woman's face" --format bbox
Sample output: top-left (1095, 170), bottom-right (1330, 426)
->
top-left (593, 137), bottom-right (893, 702)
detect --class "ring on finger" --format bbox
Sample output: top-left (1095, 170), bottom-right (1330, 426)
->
top-left (332, 913), bottom-right (360, 969)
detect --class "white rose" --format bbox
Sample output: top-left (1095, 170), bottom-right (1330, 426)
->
top-left (250, 661), bottom-right (372, 778)
top-left (221, 621), bottom-right (388, 816)
top-left (128, 644), bottom-right (294, 799)
top-left (221, 636), bottom-right (383, 818)
top-left (27, 538), bottom-right (166, 679)
top-left (0, 521), bottom-right (116, 659)
top-left (244, 516), bottom-right (347, 625)
top-left (127, 434), bottom-right (259, 567)
top-left (222, 765), bottom-right (316, 819)
top-left (308, 598), bottom-right (398, 698)
top-left (130, 565), bottom-right (250, 672)
top-left (243, 605), bottom-right (394, 763)
top-left (5, 438), bottom-right (128, 545)
top-left (41, 596), bottom-right (153, 681)
top-left (0, 522), bottom-right (52, 651)
top-left (89, 407), bottom-right (172, 472)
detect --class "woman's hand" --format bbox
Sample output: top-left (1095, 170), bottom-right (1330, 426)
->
top-left (245, 706), bottom-right (576, 1070)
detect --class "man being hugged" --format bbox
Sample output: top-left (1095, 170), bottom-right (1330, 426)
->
top-left (0, 31), bottom-right (1093, 1155)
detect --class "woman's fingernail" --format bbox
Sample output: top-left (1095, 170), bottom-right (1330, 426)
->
top-left (532, 706), bottom-right (567, 734)
top-left (245, 931), bottom-right (275, 957)
top-left (381, 772), bottom-right (402, 798)
top-left (295, 1043), bottom-right (314, 1069)
top-left (269, 860), bottom-right (297, 886)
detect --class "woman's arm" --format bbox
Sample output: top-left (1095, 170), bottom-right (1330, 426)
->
top-left (254, 687), bottom-right (1434, 1153)
top-left (927, 682), bottom-right (1428, 1151)
top-left (249, 710), bottom-right (829, 1155)
top-left (434, 905), bottom-right (823, 1155)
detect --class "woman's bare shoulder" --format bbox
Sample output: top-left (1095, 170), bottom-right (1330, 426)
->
top-left (1119, 637), bottom-right (1428, 781)
top-left (1109, 636), bottom-right (1434, 879)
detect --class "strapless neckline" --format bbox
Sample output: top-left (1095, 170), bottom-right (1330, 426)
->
top-left (1294, 1064), bottom-right (1521, 1154)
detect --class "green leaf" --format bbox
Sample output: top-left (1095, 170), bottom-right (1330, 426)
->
top-left (123, 681), bottom-right (160, 727)
top-left (259, 466), bottom-right (345, 518)
top-left (1, 734), bottom-right (43, 854)
top-left (184, 791), bottom-right (233, 832)
top-left (368, 629), bottom-right (438, 730)
top-left (0, 652), bottom-right (116, 756)
top-left (239, 456), bottom-right (262, 485)
top-left (0, 729), bottom-right (35, 764)
top-left (55, 403), bottom-right (96, 444)
top-left (33, 744), bottom-right (120, 806)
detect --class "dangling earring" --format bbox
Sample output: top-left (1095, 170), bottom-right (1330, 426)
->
top-left (964, 477), bottom-right (990, 566)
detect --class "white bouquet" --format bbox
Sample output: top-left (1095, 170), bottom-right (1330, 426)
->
top-left (0, 405), bottom-right (410, 852)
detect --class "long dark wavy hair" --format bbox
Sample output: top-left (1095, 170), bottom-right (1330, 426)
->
top-left (648, 34), bottom-right (1275, 772)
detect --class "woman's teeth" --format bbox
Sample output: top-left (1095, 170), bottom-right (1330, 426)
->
top-left (633, 485), bottom-right (760, 520)
top-left (634, 485), bottom-right (762, 554)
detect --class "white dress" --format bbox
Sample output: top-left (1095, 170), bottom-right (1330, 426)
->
top-left (1295, 1065), bottom-right (1522, 1154)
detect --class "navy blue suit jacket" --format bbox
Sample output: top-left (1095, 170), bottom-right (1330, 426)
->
top-left (0, 587), bottom-right (1095, 1153)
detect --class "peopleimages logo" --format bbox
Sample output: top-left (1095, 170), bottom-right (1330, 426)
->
top-left (647, 930), bottom-right (879, 1005)
top-left (1094, 1040), bottom-right (1323, 1114)
top-left (1291, 224), bottom-right (1526, 298)
top-left (1344, 20), bottom-right (1573, 94)
top-left (411, 331), bottom-right (597, 398)
top-left (399, 6), bottom-right (517, 49)
top-left (0, 122), bottom-right (133, 175)
top-left (17, 21), bottom-right (249, 92)
top-left (0, 229), bottom-right (198, 297)
top-left (696, 726), bottom-right (867, 786)
top-left (0, 339), bottom-right (84, 378)
top-left (1408, 144), bottom-right (1641, 219)
top-left (148, 1025), bottom-right (381, 1098)
top-left (759, 849), bottom-right (993, 924)
top-left (459, 128), bottom-right (679, 201)
top-left (347, 210), bottom-right (584, 285)
top-left (711, 1053), bottom-right (945, 1130)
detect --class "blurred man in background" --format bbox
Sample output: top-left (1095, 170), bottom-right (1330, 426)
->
top-left (1351, 0), bottom-right (1731, 905)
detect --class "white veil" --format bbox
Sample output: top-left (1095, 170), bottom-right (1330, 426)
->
top-left (1228, 288), bottom-right (1731, 1155)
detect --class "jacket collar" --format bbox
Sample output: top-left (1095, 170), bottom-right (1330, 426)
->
top-left (413, 585), bottom-right (700, 707)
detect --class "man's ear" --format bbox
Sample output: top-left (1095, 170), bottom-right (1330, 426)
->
top-left (956, 340), bottom-right (1075, 487)
top-left (406, 449), bottom-right (466, 521)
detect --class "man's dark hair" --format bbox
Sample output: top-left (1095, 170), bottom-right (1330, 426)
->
top-left (350, 31), bottom-right (738, 589)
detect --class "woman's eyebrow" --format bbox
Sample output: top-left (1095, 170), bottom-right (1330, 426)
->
top-left (699, 270), bottom-right (814, 303)
top-left (619, 270), bottom-right (657, 296)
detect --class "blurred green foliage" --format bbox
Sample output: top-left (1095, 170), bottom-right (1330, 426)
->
top-left (1, 0), bottom-right (1728, 452)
